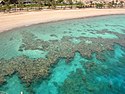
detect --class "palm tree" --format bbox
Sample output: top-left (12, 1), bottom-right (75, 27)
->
top-left (90, 1), bottom-right (93, 8)
top-left (2, 0), bottom-right (11, 12)
top-left (44, 0), bottom-right (56, 9)
top-left (35, 0), bottom-right (44, 10)
top-left (66, 0), bottom-right (73, 9)
top-left (107, 2), bottom-right (113, 8)
top-left (76, 1), bottom-right (84, 8)
top-left (50, 0), bottom-right (56, 9)
top-left (17, 0), bottom-right (24, 10)
top-left (95, 2), bottom-right (104, 9)
top-left (56, 0), bottom-right (64, 9)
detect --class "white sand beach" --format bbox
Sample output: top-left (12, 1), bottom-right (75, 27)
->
top-left (0, 8), bottom-right (125, 32)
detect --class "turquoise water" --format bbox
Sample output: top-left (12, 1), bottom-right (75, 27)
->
top-left (33, 44), bottom-right (125, 94)
top-left (0, 15), bottom-right (125, 94)
top-left (0, 15), bottom-right (125, 59)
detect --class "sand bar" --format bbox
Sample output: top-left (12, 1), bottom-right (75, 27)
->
top-left (0, 8), bottom-right (125, 32)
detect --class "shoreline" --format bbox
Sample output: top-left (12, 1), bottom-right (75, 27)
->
top-left (0, 8), bottom-right (125, 33)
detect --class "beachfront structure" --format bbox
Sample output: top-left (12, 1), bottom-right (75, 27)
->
top-left (82, 0), bottom-right (125, 4)
top-left (60, 0), bottom-right (125, 7)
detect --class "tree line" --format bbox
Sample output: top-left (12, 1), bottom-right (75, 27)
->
top-left (0, 0), bottom-right (125, 12)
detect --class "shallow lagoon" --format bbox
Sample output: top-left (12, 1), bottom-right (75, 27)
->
top-left (0, 15), bottom-right (125, 94)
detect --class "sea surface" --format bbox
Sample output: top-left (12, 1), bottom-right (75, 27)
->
top-left (0, 15), bottom-right (125, 94)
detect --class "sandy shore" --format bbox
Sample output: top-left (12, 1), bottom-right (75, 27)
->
top-left (0, 8), bottom-right (125, 32)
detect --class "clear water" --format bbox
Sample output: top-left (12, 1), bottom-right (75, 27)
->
top-left (33, 44), bottom-right (125, 94)
top-left (0, 15), bottom-right (125, 94)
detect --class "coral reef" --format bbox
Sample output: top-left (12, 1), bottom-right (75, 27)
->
top-left (0, 15), bottom-right (125, 93)
top-left (58, 54), bottom-right (125, 94)
top-left (0, 30), bottom-right (125, 87)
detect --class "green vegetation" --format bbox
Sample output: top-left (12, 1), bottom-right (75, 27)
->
top-left (95, 3), bottom-right (104, 9)
top-left (76, 1), bottom-right (85, 8)
top-left (0, 0), bottom-right (125, 12)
